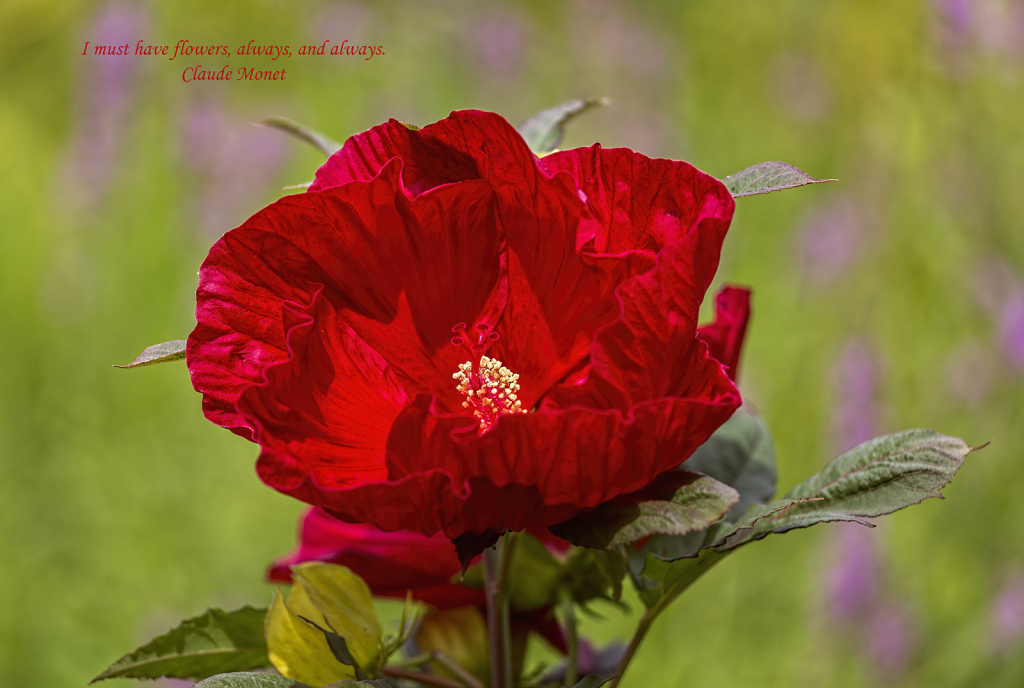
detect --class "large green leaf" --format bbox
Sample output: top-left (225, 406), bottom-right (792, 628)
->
top-left (260, 117), bottom-right (342, 157)
top-left (194, 674), bottom-right (312, 688)
top-left (517, 98), bottom-right (609, 153)
top-left (631, 429), bottom-right (978, 611)
top-left (721, 161), bottom-right (836, 197)
top-left (113, 339), bottom-right (186, 368)
top-left (713, 429), bottom-right (975, 549)
top-left (549, 471), bottom-right (738, 550)
top-left (91, 606), bottom-right (269, 682)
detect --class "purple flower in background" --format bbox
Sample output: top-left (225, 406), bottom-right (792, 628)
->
top-left (932, 0), bottom-right (1024, 74)
top-left (998, 288), bottom-right (1024, 370)
top-left (937, 0), bottom-right (975, 39)
top-left (824, 522), bottom-right (880, 621)
top-left (992, 573), bottom-right (1024, 652)
top-left (798, 196), bottom-right (869, 286)
top-left (831, 337), bottom-right (881, 453)
top-left (60, 3), bottom-right (148, 209)
top-left (179, 103), bottom-right (288, 238)
top-left (864, 606), bottom-right (917, 680)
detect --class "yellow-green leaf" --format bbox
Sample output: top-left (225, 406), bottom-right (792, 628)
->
top-left (291, 563), bottom-right (384, 675)
top-left (265, 588), bottom-right (354, 687)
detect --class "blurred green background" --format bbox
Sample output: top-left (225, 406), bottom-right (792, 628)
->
top-left (2, 0), bottom-right (1023, 686)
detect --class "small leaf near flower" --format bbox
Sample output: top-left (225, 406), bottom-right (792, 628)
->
top-left (548, 470), bottom-right (739, 550)
top-left (517, 97), bottom-right (610, 153)
top-left (721, 161), bottom-right (836, 197)
top-left (114, 340), bottom-right (186, 368)
top-left (91, 606), bottom-right (269, 682)
top-left (265, 588), bottom-right (354, 687)
top-left (290, 563), bottom-right (384, 675)
top-left (260, 117), bottom-right (342, 157)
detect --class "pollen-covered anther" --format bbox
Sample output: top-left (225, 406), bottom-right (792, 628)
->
top-left (452, 354), bottom-right (527, 431)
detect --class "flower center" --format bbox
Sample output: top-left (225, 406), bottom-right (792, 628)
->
top-left (451, 323), bottom-right (526, 431)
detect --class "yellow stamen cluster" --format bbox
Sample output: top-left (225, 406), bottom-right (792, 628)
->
top-left (452, 355), bottom-right (526, 430)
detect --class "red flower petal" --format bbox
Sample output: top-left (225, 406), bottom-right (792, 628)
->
top-left (541, 186), bottom-right (736, 413)
top-left (238, 292), bottom-right (403, 486)
top-left (311, 111), bottom-right (657, 406)
top-left (310, 110), bottom-right (529, 195)
top-left (539, 145), bottom-right (728, 255)
top-left (189, 160), bottom-right (509, 431)
top-left (696, 286), bottom-right (751, 382)
top-left (268, 508), bottom-right (482, 608)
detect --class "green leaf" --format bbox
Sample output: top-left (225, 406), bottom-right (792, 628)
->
top-left (517, 97), bottom-right (610, 153)
top-left (260, 117), bottom-right (342, 157)
top-left (113, 340), bottom-right (186, 368)
top-left (548, 471), bottom-right (739, 549)
top-left (681, 406), bottom-right (777, 519)
top-left (195, 674), bottom-right (312, 688)
top-left (714, 429), bottom-right (976, 550)
top-left (566, 675), bottom-right (617, 688)
top-left (91, 606), bottom-right (268, 683)
top-left (721, 161), bottom-right (836, 197)
top-left (631, 430), bottom-right (978, 612)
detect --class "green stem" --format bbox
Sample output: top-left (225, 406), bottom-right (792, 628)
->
top-left (607, 610), bottom-right (655, 688)
top-left (497, 532), bottom-right (519, 688)
top-left (559, 589), bottom-right (579, 687)
top-left (483, 545), bottom-right (506, 688)
top-left (431, 649), bottom-right (488, 688)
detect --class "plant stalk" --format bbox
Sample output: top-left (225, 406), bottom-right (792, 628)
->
top-left (558, 587), bottom-right (580, 687)
top-left (482, 544), bottom-right (507, 688)
top-left (607, 610), bottom-right (656, 688)
top-left (431, 649), bottom-right (488, 688)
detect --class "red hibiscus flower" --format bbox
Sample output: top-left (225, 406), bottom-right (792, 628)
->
top-left (187, 109), bottom-right (744, 542)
